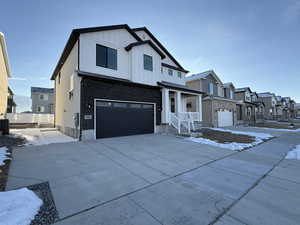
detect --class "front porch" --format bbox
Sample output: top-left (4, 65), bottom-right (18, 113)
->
top-left (160, 86), bottom-right (202, 134)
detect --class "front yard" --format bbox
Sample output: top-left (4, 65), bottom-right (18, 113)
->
top-left (187, 128), bottom-right (274, 151)
top-left (253, 122), bottom-right (300, 130)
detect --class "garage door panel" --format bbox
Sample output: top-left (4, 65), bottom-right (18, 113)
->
top-left (96, 101), bottom-right (154, 138)
top-left (218, 111), bottom-right (233, 127)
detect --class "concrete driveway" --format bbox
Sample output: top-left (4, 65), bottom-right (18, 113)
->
top-left (6, 132), bottom-right (300, 225)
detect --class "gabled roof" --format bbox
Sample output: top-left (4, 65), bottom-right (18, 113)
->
top-left (251, 92), bottom-right (258, 98)
top-left (223, 82), bottom-right (235, 89)
top-left (51, 24), bottom-right (142, 80)
top-left (185, 70), bottom-right (223, 84)
top-left (31, 87), bottom-right (54, 93)
top-left (8, 86), bottom-right (14, 95)
top-left (125, 40), bottom-right (165, 59)
top-left (132, 27), bottom-right (186, 71)
top-left (0, 32), bottom-right (11, 77)
top-left (157, 81), bottom-right (205, 95)
top-left (258, 92), bottom-right (275, 98)
top-left (235, 87), bottom-right (252, 93)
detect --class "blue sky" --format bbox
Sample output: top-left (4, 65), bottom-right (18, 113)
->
top-left (1, 0), bottom-right (300, 110)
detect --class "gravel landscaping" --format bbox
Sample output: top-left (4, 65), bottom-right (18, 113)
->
top-left (197, 128), bottom-right (256, 144)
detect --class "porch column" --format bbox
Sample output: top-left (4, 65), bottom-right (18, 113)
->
top-left (196, 94), bottom-right (203, 121)
top-left (162, 88), bottom-right (170, 124)
top-left (175, 91), bottom-right (182, 115)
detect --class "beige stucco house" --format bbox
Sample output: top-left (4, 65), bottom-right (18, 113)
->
top-left (0, 32), bottom-right (11, 119)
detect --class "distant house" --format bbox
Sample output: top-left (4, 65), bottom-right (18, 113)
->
top-left (0, 32), bottom-right (11, 119)
top-left (7, 87), bottom-right (17, 113)
top-left (258, 92), bottom-right (277, 120)
top-left (31, 87), bottom-right (54, 114)
top-left (295, 103), bottom-right (300, 118)
top-left (186, 70), bottom-right (238, 127)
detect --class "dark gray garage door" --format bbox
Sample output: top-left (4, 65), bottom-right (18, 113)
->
top-left (95, 100), bottom-right (155, 138)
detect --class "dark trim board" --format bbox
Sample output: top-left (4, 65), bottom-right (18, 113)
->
top-left (81, 77), bottom-right (162, 131)
top-left (161, 63), bottom-right (189, 73)
top-left (51, 24), bottom-right (142, 80)
top-left (132, 27), bottom-right (187, 71)
top-left (125, 40), bottom-right (166, 59)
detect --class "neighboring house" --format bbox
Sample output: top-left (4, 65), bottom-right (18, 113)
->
top-left (31, 87), bottom-right (54, 114)
top-left (235, 87), bottom-right (258, 125)
top-left (7, 87), bottom-right (17, 113)
top-left (275, 96), bottom-right (284, 120)
top-left (185, 70), bottom-right (237, 127)
top-left (0, 32), bottom-right (11, 119)
top-left (281, 97), bottom-right (293, 120)
top-left (258, 92), bottom-right (277, 120)
top-left (51, 24), bottom-right (203, 139)
top-left (251, 92), bottom-right (265, 122)
top-left (295, 103), bottom-right (300, 118)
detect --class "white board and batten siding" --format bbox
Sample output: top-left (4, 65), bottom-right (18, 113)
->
top-left (217, 110), bottom-right (233, 127)
top-left (79, 29), bottom-right (187, 87)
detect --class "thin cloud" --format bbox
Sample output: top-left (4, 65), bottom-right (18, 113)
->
top-left (9, 77), bottom-right (27, 81)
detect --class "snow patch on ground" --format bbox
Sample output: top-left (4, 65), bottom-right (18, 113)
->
top-left (10, 128), bottom-right (77, 146)
top-left (0, 188), bottom-right (42, 225)
top-left (187, 128), bottom-right (273, 151)
top-left (0, 146), bottom-right (10, 166)
top-left (253, 127), bottom-right (300, 132)
top-left (286, 145), bottom-right (300, 160)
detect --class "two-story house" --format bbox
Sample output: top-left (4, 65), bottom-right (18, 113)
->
top-left (251, 92), bottom-right (265, 122)
top-left (51, 24), bottom-right (203, 139)
top-left (235, 87), bottom-right (258, 125)
top-left (258, 92), bottom-right (277, 120)
top-left (185, 70), bottom-right (237, 127)
top-left (31, 87), bottom-right (54, 114)
top-left (0, 32), bottom-right (11, 119)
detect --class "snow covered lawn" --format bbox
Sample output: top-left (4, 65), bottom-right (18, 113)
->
top-left (187, 128), bottom-right (273, 151)
top-left (252, 127), bottom-right (300, 132)
top-left (285, 145), bottom-right (300, 160)
top-left (0, 147), bottom-right (10, 166)
top-left (0, 188), bottom-right (42, 225)
top-left (10, 128), bottom-right (77, 146)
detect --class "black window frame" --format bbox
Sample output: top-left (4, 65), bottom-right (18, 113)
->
top-left (96, 44), bottom-right (118, 70)
top-left (143, 54), bottom-right (153, 71)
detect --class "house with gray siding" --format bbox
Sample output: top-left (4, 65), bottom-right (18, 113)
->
top-left (186, 70), bottom-right (238, 127)
top-left (31, 87), bottom-right (54, 114)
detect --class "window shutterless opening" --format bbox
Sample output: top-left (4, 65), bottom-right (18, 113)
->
top-left (143, 54), bottom-right (153, 71)
top-left (96, 44), bottom-right (117, 70)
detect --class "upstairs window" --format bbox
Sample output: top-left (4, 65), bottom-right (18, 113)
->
top-left (96, 44), bottom-right (117, 70)
top-left (208, 82), bottom-right (214, 95)
top-left (143, 54), bottom-right (153, 71)
top-left (168, 69), bottom-right (173, 76)
top-left (177, 71), bottom-right (182, 78)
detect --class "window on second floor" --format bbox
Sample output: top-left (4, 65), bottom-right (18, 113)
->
top-left (143, 54), bottom-right (153, 71)
top-left (39, 94), bottom-right (48, 101)
top-left (96, 44), bottom-right (117, 70)
top-left (230, 90), bottom-right (234, 99)
top-left (177, 71), bottom-right (182, 78)
top-left (168, 69), bottom-right (173, 76)
top-left (208, 82), bottom-right (214, 95)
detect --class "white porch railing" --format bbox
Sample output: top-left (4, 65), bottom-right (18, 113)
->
top-left (169, 112), bottom-right (201, 134)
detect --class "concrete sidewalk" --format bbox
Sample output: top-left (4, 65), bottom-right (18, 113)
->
top-left (6, 132), bottom-right (300, 225)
